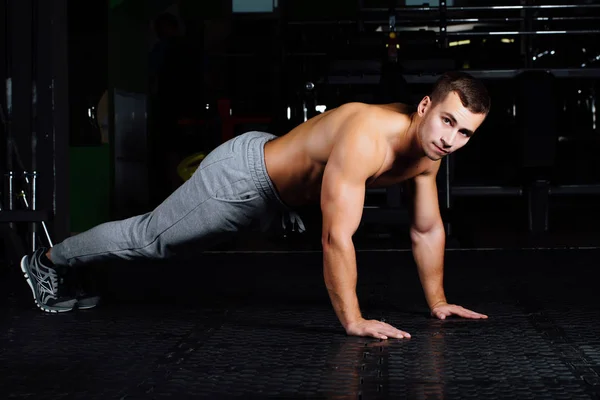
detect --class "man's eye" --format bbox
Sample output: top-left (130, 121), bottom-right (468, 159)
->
top-left (442, 117), bottom-right (451, 124)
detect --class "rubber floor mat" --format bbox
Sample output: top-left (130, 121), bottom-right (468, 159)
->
top-left (1, 249), bottom-right (599, 399)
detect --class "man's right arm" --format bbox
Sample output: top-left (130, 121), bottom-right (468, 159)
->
top-left (320, 130), bottom-right (410, 340)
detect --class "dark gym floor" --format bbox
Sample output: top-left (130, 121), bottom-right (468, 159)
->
top-left (1, 248), bottom-right (600, 399)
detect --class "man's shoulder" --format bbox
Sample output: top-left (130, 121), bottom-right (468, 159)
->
top-left (330, 102), bottom-right (371, 117)
top-left (332, 102), bottom-right (408, 131)
top-left (334, 102), bottom-right (413, 117)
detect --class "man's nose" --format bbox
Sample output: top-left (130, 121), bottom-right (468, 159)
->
top-left (440, 136), bottom-right (454, 148)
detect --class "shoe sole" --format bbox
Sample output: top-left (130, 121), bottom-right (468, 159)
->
top-left (77, 298), bottom-right (100, 310)
top-left (20, 255), bottom-right (76, 313)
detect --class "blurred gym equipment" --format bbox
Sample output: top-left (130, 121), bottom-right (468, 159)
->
top-left (1, 0), bottom-right (69, 265)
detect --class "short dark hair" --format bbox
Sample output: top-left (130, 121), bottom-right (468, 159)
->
top-left (430, 71), bottom-right (491, 115)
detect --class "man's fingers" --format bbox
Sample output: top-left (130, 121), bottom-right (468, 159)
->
top-left (435, 306), bottom-right (488, 319)
top-left (450, 307), bottom-right (472, 318)
top-left (454, 307), bottom-right (488, 319)
top-left (368, 330), bottom-right (388, 340)
top-left (463, 309), bottom-right (487, 318)
top-left (433, 310), bottom-right (448, 320)
top-left (396, 330), bottom-right (411, 339)
top-left (363, 322), bottom-right (411, 340)
top-left (349, 320), bottom-right (413, 340)
top-left (470, 310), bottom-right (488, 318)
top-left (378, 322), bottom-right (411, 339)
top-left (383, 329), bottom-right (410, 339)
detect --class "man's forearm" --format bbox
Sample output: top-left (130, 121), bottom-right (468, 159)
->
top-left (410, 224), bottom-right (447, 309)
top-left (322, 238), bottom-right (362, 329)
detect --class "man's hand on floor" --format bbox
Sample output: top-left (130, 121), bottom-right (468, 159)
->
top-left (431, 302), bottom-right (488, 320)
top-left (345, 318), bottom-right (411, 340)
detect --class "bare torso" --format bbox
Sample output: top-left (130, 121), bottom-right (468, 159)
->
top-left (264, 102), bottom-right (438, 207)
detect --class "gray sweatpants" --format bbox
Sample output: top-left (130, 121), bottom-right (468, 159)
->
top-left (51, 131), bottom-right (301, 267)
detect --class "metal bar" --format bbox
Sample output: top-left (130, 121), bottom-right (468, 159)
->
top-left (16, 175), bottom-right (52, 246)
top-left (447, 30), bottom-right (600, 36)
top-left (451, 186), bottom-right (523, 196)
top-left (288, 16), bottom-right (600, 25)
top-left (8, 0), bottom-right (33, 243)
top-left (7, 172), bottom-right (13, 210)
top-left (1, 1), bottom-right (10, 213)
top-left (549, 185), bottom-right (600, 195)
top-left (558, 136), bottom-right (600, 143)
top-left (5, 2), bottom-right (14, 212)
top-left (463, 68), bottom-right (600, 79)
top-left (31, 171), bottom-right (36, 251)
top-left (30, 0), bottom-right (38, 252)
top-left (9, 0), bottom-right (33, 170)
top-left (36, 0), bottom-right (54, 247)
top-left (320, 69), bottom-right (600, 85)
top-left (361, 5), bottom-right (600, 12)
top-left (453, 17), bottom-right (600, 23)
top-left (439, 0), bottom-right (448, 48)
top-left (0, 0), bottom-right (6, 191)
top-left (274, 0), bottom-right (286, 134)
top-left (519, 0), bottom-right (534, 68)
top-left (444, 155), bottom-right (451, 236)
top-left (445, 157), bottom-right (451, 208)
top-left (51, 0), bottom-right (70, 243)
top-left (387, 0), bottom-right (395, 32)
top-left (0, 0), bottom-right (5, 95)
top-left (357, 0), bottom-right (364, 32)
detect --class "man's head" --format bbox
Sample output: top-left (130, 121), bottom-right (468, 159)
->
top-left (416, 71), bottom-right (490, 161)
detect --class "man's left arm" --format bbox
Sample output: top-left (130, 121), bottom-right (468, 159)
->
top-left (408, 167), bottom-right (488, 320)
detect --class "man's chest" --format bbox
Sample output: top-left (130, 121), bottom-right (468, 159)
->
top-left (366, 158), bottom-right (432, 188)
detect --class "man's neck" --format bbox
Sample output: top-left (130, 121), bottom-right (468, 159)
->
top-left (393, 112), bottom-right (424, 159)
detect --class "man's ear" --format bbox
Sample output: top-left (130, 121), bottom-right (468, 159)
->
top-left (418, 96), bottom-right (431, 116)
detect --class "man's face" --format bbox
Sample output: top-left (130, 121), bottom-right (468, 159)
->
top-left (417, 91), bottom-right (486, 161)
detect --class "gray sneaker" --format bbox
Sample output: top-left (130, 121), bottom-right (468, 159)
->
top-left (20, 248), bottom-right (77, 313)
top-left (75, 293), bottom-right (101, 310)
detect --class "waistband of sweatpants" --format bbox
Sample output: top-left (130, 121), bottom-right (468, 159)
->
top-left (246, 131), bottom-right (290, 210)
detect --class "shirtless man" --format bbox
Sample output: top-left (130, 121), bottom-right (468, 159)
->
top-left (20, 71), bottom-right (490, 339)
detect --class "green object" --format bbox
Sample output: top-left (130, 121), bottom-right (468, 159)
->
top-left (109, 0), bottom-right (127, 9)
top-left (69, 145), bottom-right (111, 234)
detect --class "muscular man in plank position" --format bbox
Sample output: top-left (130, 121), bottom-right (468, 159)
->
top-left (21, 71), bottom-right (489, 339)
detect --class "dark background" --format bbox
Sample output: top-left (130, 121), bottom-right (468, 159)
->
top-left (3, 0), bottom-right (600, 253)
top-left (2, 4), bottom-right (600, 399)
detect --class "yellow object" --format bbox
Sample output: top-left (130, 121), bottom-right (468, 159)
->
top-left (389, 32), bottom-right (396, 39)
top-left (177, 152), bottom-right (206, 181)
top-left (449, 39), bottom-right (471, 47)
